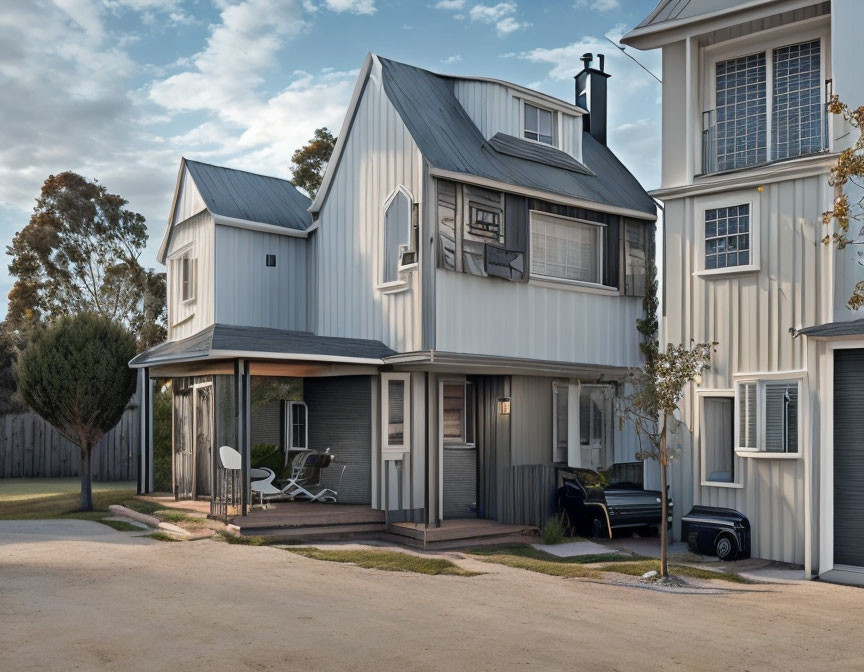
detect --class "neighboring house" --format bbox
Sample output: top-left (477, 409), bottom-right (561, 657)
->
top-left (131, 54), bottom-right (656, 536)
top-left (624, 0), bottom-right (864, 581)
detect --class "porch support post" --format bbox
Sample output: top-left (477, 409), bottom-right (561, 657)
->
top-left (235, 358), bottom-right (251, 516)
top-left (138, 368), bottom-right (154, 495)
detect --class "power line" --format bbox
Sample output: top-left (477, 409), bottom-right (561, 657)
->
top-left (605, 36), bottom-right (662, 84)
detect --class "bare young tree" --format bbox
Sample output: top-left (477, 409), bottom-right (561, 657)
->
top-left (822, 96), bottom-right (864, 309)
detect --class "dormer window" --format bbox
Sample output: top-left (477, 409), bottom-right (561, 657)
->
top-left (524, 103), bottom-right (554, 145)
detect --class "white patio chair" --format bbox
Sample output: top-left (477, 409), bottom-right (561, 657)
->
top-left (264, 451), bottom-right (339, 503)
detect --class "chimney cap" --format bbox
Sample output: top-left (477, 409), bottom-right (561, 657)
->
top-left (580, 53), bottom-right (593, 68)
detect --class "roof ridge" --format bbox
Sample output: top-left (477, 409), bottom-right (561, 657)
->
top-left (184, 158), bottom-right (298, 186)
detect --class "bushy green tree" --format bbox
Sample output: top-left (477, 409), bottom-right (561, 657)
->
top-left (15, 313), bottom-right (137, 511)
top-left (290, 127), bottom-right (336, 198)
top-left (6, 171), bottom-right (166, 348)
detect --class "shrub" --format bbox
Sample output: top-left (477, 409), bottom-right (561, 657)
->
top-left (251, 443), bottom-right (283, 473)
top-left (540, 516), bottom-right (566, 545)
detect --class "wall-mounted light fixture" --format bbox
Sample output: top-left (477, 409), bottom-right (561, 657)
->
top-left (497, 397), bottom-right (511, 415)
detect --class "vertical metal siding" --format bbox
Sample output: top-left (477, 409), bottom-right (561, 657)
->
top-left (214, 225), bottom-right (308, 332)
top-left (315, 59), bottom-right (422, 353)
top-left (436, 270), bottom-right (644, 367)
top-left (166, 211), bottom-right (215, 341)
top-left (172, 168), bottom-right (207, 225)
top-left (665, 175), bottom-right (830, 565)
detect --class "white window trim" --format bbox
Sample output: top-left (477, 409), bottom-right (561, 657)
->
top-left (694, 191), bottom-right (760, 277)
top-left (380, 185), bottom-right (416, 290)
top-left (552, 380), bottom-right (581, 468)
top-left (167, 243), bottom-right (197, 327)
top-left (285, 401), bottom-right (309, 451)
top-left (700, 19), bottom-right (831, 173)
top-left (529, 209), bottom-right (607, 287)
top-left (734, 372), bottom-right (805, 459)
top-left (381, 372), bottom-right (411, 461)
top-left (697, 390), bottom-right (743, 488)
top-left (520, 99), bottom-right (559, 148)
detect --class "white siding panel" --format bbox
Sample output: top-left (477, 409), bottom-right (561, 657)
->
top-left (166, 211), bottom-right (215, 341)
top-left (214, 225), bottom-right (308, 331)
top-left (436, 270), bottom-right (643, 367)
top-left (315, 58), bottom-right (422, 353)
top-left (664, 175), bottom-right (830, 564)
top-left (172, 168), bottom-right (207, 225)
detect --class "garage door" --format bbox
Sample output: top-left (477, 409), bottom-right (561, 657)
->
top-left (834, 349), bottom-right (864, 568)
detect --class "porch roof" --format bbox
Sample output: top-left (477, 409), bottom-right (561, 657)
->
top-left (797, 318), bottom-right (864, 339)
top-left (129, 324), bottom-right (396, 368)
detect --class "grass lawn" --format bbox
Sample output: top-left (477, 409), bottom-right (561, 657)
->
top-left (287, 547), bottom-right (482, 576)
top-left (0, 478), bottom-right (137, 520)
top-left (469, 544), bottom-right (642, 579)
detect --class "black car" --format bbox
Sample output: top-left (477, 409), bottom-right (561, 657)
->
top-left (555, 467), bottom-right (672, 539)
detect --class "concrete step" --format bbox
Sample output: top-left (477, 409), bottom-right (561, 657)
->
top-left (241, 522), bottom-right (388, 542)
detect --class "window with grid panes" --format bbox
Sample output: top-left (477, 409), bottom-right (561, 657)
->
top-left (705, 204), bottom-right (750, 270)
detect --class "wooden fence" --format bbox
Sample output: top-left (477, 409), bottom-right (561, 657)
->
top-left (0, 406), bottom-right (140, 481)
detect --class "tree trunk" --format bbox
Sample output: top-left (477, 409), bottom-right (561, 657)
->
top-left (80, 443), bottom-right (93, 511)
top-left (659, 415), bottom-right (669, 578)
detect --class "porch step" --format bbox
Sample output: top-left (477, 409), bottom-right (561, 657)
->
top-left (389, 520), bottom-right (538, 543)
top-left (240, 522), bottom-right (387, 541)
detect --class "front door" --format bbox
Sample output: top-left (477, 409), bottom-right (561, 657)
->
top-left (440, 379), bottom-right (477, 519)
top-left (834, 349), bottom-right (864, 568)
top-left (193, 384), bottom-right (214, 499)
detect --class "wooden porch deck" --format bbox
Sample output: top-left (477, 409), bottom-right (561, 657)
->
top-left (389, 519), bottom-right (538, 544)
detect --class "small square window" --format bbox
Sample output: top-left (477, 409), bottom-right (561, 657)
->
top-left (524, 103), bottom-right (554, 145)
top-left (266, 254), bottom-right (276, 267)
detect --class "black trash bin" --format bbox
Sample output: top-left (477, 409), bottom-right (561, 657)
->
top-left (681, 506), bottom-right (751, 561)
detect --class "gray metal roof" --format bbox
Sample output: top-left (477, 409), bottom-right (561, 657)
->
top-left (635, 0), bottom-right (747, 29)
top-left (379, 58), bottom-right (656, 216)
top-left (488, 133), bottom-right (593, 175)
top-left (185, 160), bottom-right (312, 231)
top-left (130, 324), bottom-right (396, 367)
top-left (797, 319), bottom-right (864, 338)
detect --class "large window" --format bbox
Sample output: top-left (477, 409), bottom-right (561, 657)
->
top-left (707, 38), bottom-right (824, 173)
top-left (736, 379), bottom-right (800, 454)
top-left (530, 212), bottom-right (603, 284)
top-left (702, 397), bottom-right (735, 484)
top-left (442, 382), bottom-right (475, 445)
top-left (705, 204), bottom-right (750, 270)
top-left (383, 188), bottom-right (412, 284)
top-left (524, 103), bottom-right (554, 145)
top-left (552, 382), bottom-right (613, 470)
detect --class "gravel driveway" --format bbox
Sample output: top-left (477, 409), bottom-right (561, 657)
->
top-left (1, 520), bottom-right (863, 671)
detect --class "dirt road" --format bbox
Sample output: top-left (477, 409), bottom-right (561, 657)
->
top-left (1, 520), bottom-right (863, 671)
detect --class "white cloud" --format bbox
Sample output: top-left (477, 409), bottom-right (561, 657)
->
top-left (441, 54), bottom-right (463, 64)
top-left (574, 0), bottom-right (621, 12)
top-left (433, 0), bottom-right (466, 9)
top-left (467, 2), bottom-right (528, 36)
top-left (323, 0), bottom-right (377, 14)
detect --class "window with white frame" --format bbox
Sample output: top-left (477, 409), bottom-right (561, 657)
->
top-left (171, 252), bottom-right (196, 303)
top-left (287, 402), bottom-right (308, 451)
top-left (524, 103), bottom-right (554, 145)
top-left (702, 396), bottom-right (735, 483)
top-left (530, 212), bottom-right (603, 284)
top-left (705, 204), bottom-right (751, 270)
top-left (383, 188), bottom-right (412, 284)
top-left (382, 373), bottom-right (411, 458)
top-left (708, 38), bottom-right (824, 173)
top-left (442, 382), bottom-right (475, 445)
top-left (736, 379), bottom-right (800, 454)
top-left (552, 382), bottom-right (569, 464)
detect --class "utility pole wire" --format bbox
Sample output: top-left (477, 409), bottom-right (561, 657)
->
top-left (605, 36), bottom-right (662, 84)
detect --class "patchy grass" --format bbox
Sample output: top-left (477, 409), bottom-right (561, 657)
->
top-left (216, 531), bottom-right (269, 546)
top-left (0, 483), bottom-right (137, 521)
top-left (98, 519), bottom-right (143, 532)
top-left (149, 532), bottom-right (184, 542)
top-left (153, 509), bottom-right (205, 525)
top-left (471, 544), bottom-right (642, 565)
top-left (598, 560), bottom-right (753, 584)
top-left (287, 547), bottom-right (481, 577)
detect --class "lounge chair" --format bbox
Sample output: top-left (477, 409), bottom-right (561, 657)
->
top-left (262, 451), bottom-right (343, 503)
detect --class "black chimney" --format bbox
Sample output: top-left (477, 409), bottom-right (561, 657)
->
top-left (575, 52), bottom-right (611, 145)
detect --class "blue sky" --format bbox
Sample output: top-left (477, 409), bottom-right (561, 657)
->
top-left (0, 0), bottom-right (662, 319)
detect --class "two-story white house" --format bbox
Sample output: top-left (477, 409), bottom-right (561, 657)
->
top-left (131, 53), bottom-right (657, 541)
top-left (624, 0), bottom-right (864, 582)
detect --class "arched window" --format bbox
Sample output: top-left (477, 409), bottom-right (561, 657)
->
top-left (383, 187), bottom-right (412, 283)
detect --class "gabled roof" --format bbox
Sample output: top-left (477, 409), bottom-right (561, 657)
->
top-left (377, 57), bottom-right (655, 217)
top-left (311, 55), bottom-right (655, 219)
top-left (129, 324), bottom-right (396, 368)
top-left (622, 0), bottom-right (792, 47)
top-left (158, 159), bottom-right (313, 263)
top-left (184, 160), bottom-right (312, 233)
